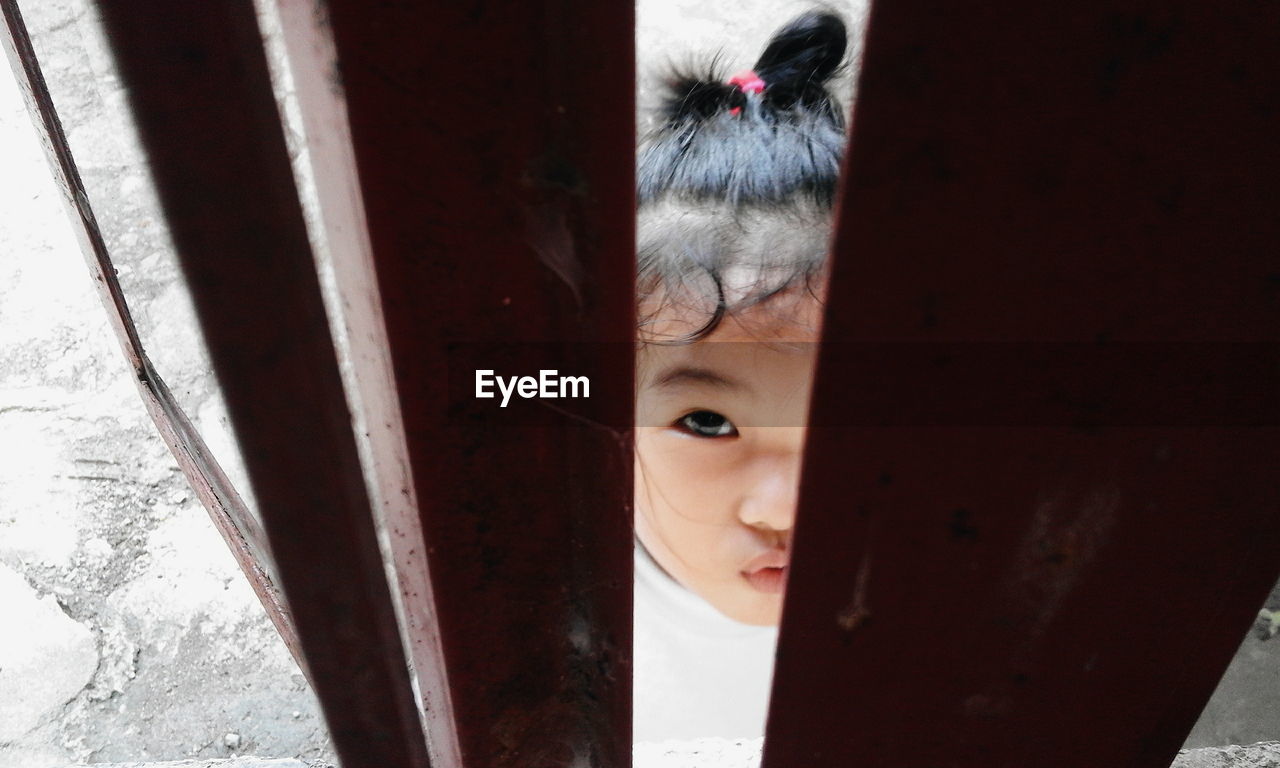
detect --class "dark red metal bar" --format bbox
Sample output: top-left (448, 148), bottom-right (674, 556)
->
top-left (272, 3), bottom-right (636, 767)
top-left (768, 2), bottom-right (1280, 768)
top-left (0, 0), bottom-right (304, 675)
top-left (87, 2), bottom-right (430, 766)
top-left (269, 5), bottom-right (460, 764)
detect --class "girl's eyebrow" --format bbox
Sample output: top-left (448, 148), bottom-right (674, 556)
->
top-left (651, 366), bottom-right (749, 392)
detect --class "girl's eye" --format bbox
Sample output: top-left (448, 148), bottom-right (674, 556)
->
top-left (676, 410), bottom-right (739, 438)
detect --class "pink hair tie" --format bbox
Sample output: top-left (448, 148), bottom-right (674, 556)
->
top-left (727, 70), bottom-right (766, 115)
top-left (727, 69), bottom-right (767, 94)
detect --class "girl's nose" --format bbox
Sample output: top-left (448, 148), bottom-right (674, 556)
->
top-left (738, 433), bottom-right (805, 534)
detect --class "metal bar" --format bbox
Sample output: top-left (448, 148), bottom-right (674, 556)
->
top-left (268, 4), bottom-right (461, 765)
top-left (87, 2), bottom-right (430, 766)
top-left (767, 2), bottom-right (1280, 767)
top-left (0, 0), bottom-right (303, 675)
top-left (272, 2), bottom-right (637, 766)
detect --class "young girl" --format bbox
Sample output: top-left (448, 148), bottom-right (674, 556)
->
top-left (632, 10), bottom-right (850, 742)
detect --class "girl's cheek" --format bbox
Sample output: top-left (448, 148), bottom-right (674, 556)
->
top-left (647, 448), bottom-right (748, 528)
top-left (656, 446), bottom-right (741, 507)
top-left (649, 429), bottom-right (744, 470)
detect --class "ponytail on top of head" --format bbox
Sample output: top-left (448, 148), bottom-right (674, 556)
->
top-left (636, 10), bottom-right (851, 343)
top-left (637, 10), bottom-right (850, 208)
top-left (752, 10), bottom-right (847, 114)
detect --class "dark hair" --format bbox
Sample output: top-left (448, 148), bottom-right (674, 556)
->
top-left (637, 11), bottom-right (849, 342)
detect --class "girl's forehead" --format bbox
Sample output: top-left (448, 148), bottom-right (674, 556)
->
top-left (638, 285), bottom-right (826, 344)
top-left (635, 324), bottom-right (820, 421)
top-left (636, 291), bottom-right (824, 395)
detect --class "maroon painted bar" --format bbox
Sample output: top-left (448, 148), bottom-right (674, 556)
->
top-left (270, 4), bottom-right (461, 764)
top-left (768, 2), bottom-right (1280, 768)
top-left (0, 0), bottom-right (304, 675)
top-left (87, 2), bottom-right (430, 766)
top-left (272, 2), bottom-right (636, 767)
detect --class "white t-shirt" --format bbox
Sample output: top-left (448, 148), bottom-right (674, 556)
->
top-left (633, 544), bottom-right (779, 742)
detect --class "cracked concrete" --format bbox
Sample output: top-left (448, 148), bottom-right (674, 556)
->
top-left (0, 563), bottom-right (98, 742)
top-left (0, 1), bottom-right (328, 765)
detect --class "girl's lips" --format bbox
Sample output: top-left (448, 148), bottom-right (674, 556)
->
top-left (742, 548), bottom-right (790, 593)
top-left (743, 565), bottom-right (789, 594)
top-left (742, 548), bottom-right (790, 573)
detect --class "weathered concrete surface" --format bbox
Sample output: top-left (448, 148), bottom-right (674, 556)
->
top-left (0, 1), bottom-right (329, 765)
top-left (1176, 742), bottom-right (1280, 768)
top-left (0, 564), bottom-right (98, 742)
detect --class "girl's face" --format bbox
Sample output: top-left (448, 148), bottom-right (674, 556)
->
top-left (635, 289), bottom-right (822, 626)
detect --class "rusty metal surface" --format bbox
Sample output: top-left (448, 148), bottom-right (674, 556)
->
top-left (767, 2), bottom-right (1280, 767)
top-left (0, 0), bottom-right (303, 676)
top-left (274, 2), bottom-right (636, 767)
top-left (87, 2), bottom-right (430, 766)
